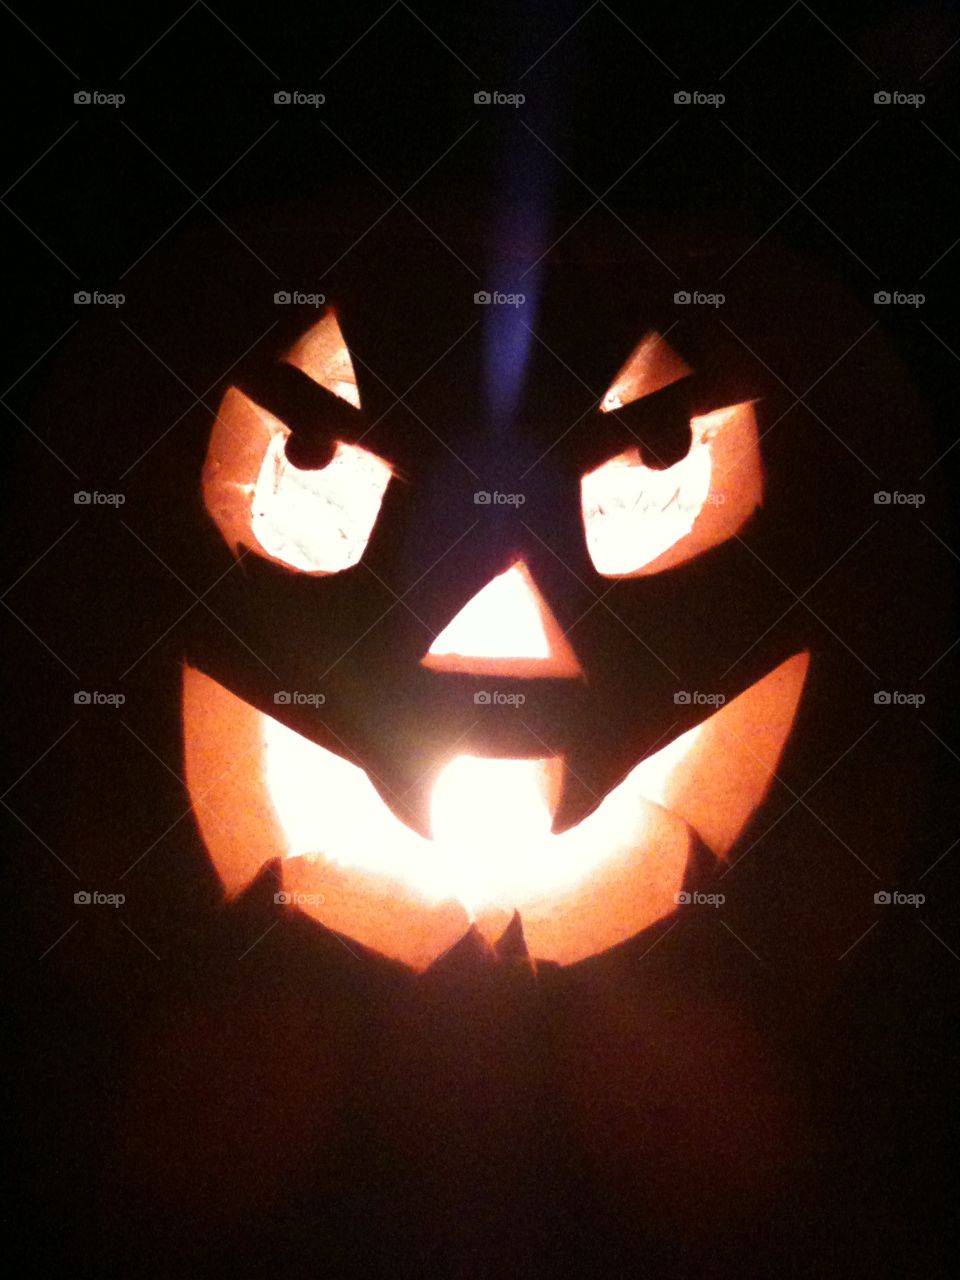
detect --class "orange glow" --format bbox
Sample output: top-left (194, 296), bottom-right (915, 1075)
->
top-left (429, 756), bottom-right (563, 913)
top-left (582, 401), bottom-right (763, 576)
top-left (202, 386), bottom-right (391, 575)
top-left (600, 331), bottom-right (693, 412)
top-left (421, 561), bottom-right (583, 678)
top-left (262, 717), bottom-right (679, 917)
top-left (282, 309), bottom-right (360, 407)
top-left (183, 652), bottom-right (808, 969)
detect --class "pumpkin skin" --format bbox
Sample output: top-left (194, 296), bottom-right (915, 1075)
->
top-left (179, 229), bottom-right (814, 970)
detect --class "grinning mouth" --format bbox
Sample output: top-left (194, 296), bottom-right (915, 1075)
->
top-left (262, 716), bottom-right (704, 919)
top-left (183, 651), bottom-right (809, 968)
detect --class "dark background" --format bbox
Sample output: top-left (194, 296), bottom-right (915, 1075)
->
top-left (3, 2), bottom-right (959, 1277)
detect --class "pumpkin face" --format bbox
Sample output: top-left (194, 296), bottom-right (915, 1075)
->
top-left (183, 299), bottom-right (809, 970)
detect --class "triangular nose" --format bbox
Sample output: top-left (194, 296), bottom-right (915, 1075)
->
top-left (421, 561), bottom-right (583, 678)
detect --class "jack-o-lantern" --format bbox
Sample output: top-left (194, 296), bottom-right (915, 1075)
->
top-left (183, 299), bottom-right (809, 970)
top-left (15, 202), bottom-right (946, 1280)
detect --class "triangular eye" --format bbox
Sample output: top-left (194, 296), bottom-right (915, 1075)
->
top-left (282, 310), bottom-right (360, 408)
top-left (601, 331), bottom-right (692, 412)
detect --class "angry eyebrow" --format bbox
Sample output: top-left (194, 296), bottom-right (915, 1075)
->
top-left (282, 309), bottom-right (360, 408)
top-left (600, 331), bottom-right (693, 413)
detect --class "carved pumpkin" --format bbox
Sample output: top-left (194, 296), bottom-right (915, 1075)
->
top-left (183, 303), bottom-right (809, 969)
top-left (15, 203), bottom-right (946, 1280)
